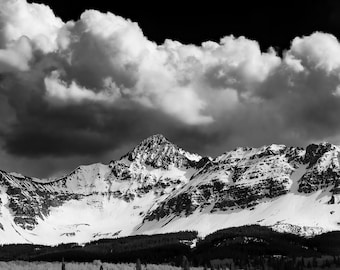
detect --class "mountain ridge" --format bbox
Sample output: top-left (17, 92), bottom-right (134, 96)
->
top-left (0, 134), bottom-right (339, 245)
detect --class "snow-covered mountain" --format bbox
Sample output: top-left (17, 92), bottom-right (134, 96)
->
top-left (0, 134), bottom-right (339, 245)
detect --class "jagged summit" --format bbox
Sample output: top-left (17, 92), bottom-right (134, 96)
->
top-left (145, 133), bottom-right (169, 143)
top-left (127, 134), bottom-right (172, 155)
top-left (121, 134), bottom-right (201, 169)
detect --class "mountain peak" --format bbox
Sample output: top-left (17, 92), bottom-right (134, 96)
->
top-left (128, 134), bottom-right (173, 154)
top-left (121, 134), bottom-right (200, 169)
top-left (142, 134), bottom-right (169, 145)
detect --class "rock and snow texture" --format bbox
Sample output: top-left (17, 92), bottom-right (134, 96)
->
top-left (0, 135), bottom-right (339, 245)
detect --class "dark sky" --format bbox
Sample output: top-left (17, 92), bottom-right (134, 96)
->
top-left (1, 0), bottom-right (340, 178)
top-left (28, 1), bottom-right (338, 50)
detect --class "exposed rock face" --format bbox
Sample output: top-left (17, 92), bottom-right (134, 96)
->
top-left (304, 143), bottom-right (333, 167)
top-left (122, 134), bottom-right (202, 169)
top-left (0, 135), bottom-right (340, 245)
top-left (299, 143), bottom-right (340, 194)
top-left (0, 171), bottom-right (79, 230)
top-left (145, 144), bottom-right (298, 220)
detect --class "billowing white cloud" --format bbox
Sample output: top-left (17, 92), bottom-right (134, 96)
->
top-left (288, 32), bottom-right (340, 73)
top-left (0, 0), bottom-right (63, 52)
top-left (44, 71), bottom-right (121, 105)
top-left (0, 0), bottom-right (283, 126)
top-left (0, 36), bottom-right (33, 72)
top-left (1, 0), bottom-right (340, 175)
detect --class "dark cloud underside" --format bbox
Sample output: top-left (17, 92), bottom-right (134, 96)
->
top-left (1, 0), bottom-right (340, 177)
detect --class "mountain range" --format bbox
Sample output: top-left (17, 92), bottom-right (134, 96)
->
top-left (0, 134), bottom-right (339, 245)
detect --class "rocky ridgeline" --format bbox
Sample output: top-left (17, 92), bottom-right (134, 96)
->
top-left (144, 143), bottom-right (340, 221)
top-left (0, 134), bottom-right (340, 233)
top-left (144, 145), bottom-right (298, 221)
top-left (0, 171), bottom-right (79, 230)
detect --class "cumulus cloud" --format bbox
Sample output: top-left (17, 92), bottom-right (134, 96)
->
top-left (0, 0), bottom-right (63, 52)
top-left (44, 70), bottom-right (121, 105)
top-left (289, 32), bottom-right (340, 73)
top-left (0, 36), bottom-right (33, 72)
top-left (1, 0), bottom-right (340, 177)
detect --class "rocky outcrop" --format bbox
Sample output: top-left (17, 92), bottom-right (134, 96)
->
top-left (121, 134), bottom-right (202, 169)
top-left (145, 144), bottom-right (295, 221)
top-left (303, 143), bottom-right (333, 167)
top-left (298, 143), bottom-right (340, 194)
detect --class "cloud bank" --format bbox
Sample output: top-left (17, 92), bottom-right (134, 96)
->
top-left (1, 0), bottom-right (340, 177)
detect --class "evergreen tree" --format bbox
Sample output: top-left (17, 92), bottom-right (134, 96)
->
top-left (324, 260), bottom-right (330, 268)
top-left (335, 256), bottom-right (340, 266)
top-left (136, 258), bottom-right (142, 270)
top-left (182, 255), bottom-right (190, 270)
top-left (300, 257), bottom-right (305, 270)
top-left (61, 258), bottom-right (65, 270)
top-left (312, 257), bottom-right (317, 268)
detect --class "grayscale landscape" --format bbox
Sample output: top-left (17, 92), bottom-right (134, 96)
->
top-left (0, 0), bottom-right (340, 269)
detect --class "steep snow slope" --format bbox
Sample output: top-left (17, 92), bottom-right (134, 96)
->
top-left (0, 135), bottom-right (202, 244)
top-left (0, 135), bottom-right (339, 245)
